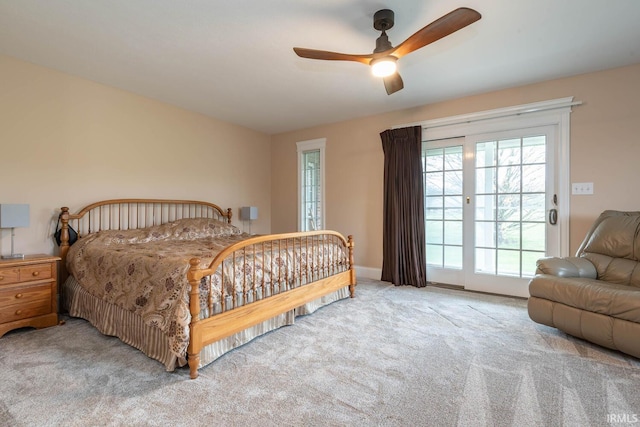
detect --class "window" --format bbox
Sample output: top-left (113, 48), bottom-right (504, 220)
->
top-left (423, 143), bottom-right (464, 269)
top-left (297, 138), bottom-right (326, 231)
top-left (473, 135), bottom-right (547, 277)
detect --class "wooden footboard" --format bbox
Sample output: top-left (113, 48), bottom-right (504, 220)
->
top-left (186, 231), bottom-right (356, 379)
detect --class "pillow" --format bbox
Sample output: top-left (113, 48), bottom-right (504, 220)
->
top-left (94, 217), bottom-right (241, 245)
top-left (163, 217), bottom-right (241, 240)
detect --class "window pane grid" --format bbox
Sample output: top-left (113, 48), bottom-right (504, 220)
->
top-left (474, 135), bottom-right (546, 278)
top-left (302, 149), bottom-right (322, 231)
top-left (422, 145), bottom-right (463, 270)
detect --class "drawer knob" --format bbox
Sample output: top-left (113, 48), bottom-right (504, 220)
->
top-left (32, 271), bottom-right (40, 277)
top-left (15, 309), bottom-right (23, 316)
top-left (0, 275), bottom-right (4, 281)
top-left (15, 293), bottom-right (23, 299)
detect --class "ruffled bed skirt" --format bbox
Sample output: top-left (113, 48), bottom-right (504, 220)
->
top-left (62, 276), bottom-right (349, 371)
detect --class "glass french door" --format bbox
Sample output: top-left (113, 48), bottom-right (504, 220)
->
top-left (423, 126), bottom-right (559, 297)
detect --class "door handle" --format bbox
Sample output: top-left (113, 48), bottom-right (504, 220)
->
top-left (549, 208), bottom-right (558, 225)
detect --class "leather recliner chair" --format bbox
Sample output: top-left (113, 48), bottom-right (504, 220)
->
top-left (528, 210), bottom-right (640, 358)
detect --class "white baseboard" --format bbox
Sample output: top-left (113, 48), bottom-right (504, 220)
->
top-left (355, 265), bottom-right (382, 280)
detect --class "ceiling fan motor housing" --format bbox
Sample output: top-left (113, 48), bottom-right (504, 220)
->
top-left (373, 9), bottom-right (395, 32)
top-left (373, 9), bottom-right (395, 53)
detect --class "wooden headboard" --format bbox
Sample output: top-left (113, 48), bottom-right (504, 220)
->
top-left (58, 198), bottom-right (232, 280)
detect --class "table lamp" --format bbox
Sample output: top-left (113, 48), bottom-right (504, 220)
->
top-left (0, 204), bottom-right (30, 259)
top-left (240, 206), bottom-right (258, 235)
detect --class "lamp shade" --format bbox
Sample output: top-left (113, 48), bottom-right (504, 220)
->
top-left (0, 204), bottom-right (30, 228)
top-left (371, 56), bottom-right (397, 77)
top-left (240, 206), bottom-right (258, 221)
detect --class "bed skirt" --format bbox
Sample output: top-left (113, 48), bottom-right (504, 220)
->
top-left (62, 276), bottom-right (349, 372)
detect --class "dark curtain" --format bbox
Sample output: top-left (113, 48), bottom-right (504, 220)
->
top-left (380, 126), bottom-right (427, 287)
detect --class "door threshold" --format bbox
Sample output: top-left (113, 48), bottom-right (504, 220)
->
top-left (427, 281), bottom-right (527, 300)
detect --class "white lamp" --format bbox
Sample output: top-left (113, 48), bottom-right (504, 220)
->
top-left (239, 206), bottom-right (258, 234)
top-left (0, 204), bottom-right (30, 259)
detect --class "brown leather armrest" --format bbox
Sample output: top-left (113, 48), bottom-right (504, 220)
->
top-left (535, 256), bottom-right (597, 278)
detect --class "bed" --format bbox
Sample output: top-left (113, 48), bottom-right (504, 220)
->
top-left (57, 198), bottom-right (356, 379)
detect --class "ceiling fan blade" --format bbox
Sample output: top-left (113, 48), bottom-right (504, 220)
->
top-left (293, 47), bottom-right (372, 65)
top-left (383, 72), bottom-right (404, 95)
top-left (390, 7), bottom-right (481, 59)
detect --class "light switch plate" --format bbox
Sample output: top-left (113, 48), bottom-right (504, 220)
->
top-left (572, 182), bottom-right (594, 195)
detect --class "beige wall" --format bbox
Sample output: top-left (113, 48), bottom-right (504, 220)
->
top-left (0, 55), bottom-right (271, 257)
top-left (271, 62), bottom-right (640, 270)
top-left (4, 53), bottom-right (639, 270)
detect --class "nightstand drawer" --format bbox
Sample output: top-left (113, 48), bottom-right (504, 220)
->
top-left (0, 297), bottom-right (51, 323)
top-left (0, 282), bottom-right (52, 309)
top-left (0, 263), bottom-right (52, 285)
top-left (0, 268), bottom-right (19, 285)
top-left (19, 263), bottom-right (53, 281)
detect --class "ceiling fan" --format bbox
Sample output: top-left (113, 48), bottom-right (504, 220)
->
top-left (293, 7), bottom-right (481, 95)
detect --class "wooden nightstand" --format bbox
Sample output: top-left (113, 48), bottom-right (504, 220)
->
top-left (0, 254), bottom-right (60, 338)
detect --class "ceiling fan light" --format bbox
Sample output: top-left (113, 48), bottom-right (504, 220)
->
top-left (371, 56), bottom-right (397, 77)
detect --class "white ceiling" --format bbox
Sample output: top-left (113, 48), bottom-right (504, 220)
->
top-left (1, 1), bottom-right (639, 135)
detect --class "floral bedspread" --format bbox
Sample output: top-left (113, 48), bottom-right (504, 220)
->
top-left (66, 218), bottom-right (249, 359)
top-left (66, 218), bottom-right (348, 360)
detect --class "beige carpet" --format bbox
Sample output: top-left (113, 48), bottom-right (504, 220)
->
top-left (1, 278), bottom-right (639, 426)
